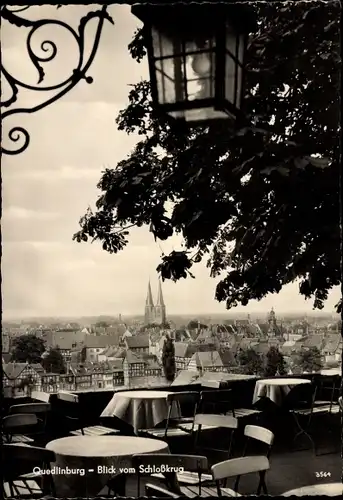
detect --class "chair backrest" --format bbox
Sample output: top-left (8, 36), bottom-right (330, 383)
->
top-left (165, 391), bottom-right (200, 431)
top-left (199, 389), bottom-right (233, 414)
top-left (2, 443), bottom-right (56, 465)
top-left (244, 425), bottom-right (274, 446)
top-left (133, 453), bottom-right (208, 496)
top-left (3, 413), bottom-right (38, 430)
top-left (57, 391), bottom-right (79, 403)
top-left (283, 381), bottom-right (316, 410)
top-left (194, 413), bottom-right (238, 429)
top-left (193, 414), bottom-right (237, 458)
top-left (315, 375), bottom-right (340, 407)
top-left (211, 455), bottom-right (270, 481)
top-left (166, 391), bottom-right (199, 406)
top-left (10, 403), bottom-right (51, 414)
top-left (243, 425), bottom-right (274, 459)
top-left (31, 391), bottom-right (51, 403)
top-left (2, 444), bottom-right (56, 495)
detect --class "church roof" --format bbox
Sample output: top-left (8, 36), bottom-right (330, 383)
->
top-left (146, 281), bottom-right (154, 307)
top-left (156, 280), bottom-right (165, 306)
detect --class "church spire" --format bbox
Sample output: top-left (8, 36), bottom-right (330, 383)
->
top-left (156, 279), bottom-right (165, 306)
top-left (144, 280), bottom-right (155, 325)
top-left (146, 281), bottom-right (154, 307)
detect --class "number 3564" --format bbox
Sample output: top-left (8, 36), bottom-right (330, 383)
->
top-left (316, 471), bottom-right (331, 478)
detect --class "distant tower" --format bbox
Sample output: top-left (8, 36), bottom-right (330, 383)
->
top-left (154, 280), bottom-right (167, 325)
top-left (144, 281), bottom-right (155, 325)
top-left (267, 308), bottom-right (278, 337)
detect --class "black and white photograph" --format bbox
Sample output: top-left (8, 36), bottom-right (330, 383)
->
top-left (1, 1), bottom-right (342, 498)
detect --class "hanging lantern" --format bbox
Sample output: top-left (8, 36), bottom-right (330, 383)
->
top-left (132, 4), bottom-right (256, 125)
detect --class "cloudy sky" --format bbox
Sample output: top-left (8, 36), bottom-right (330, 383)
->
top-left (2, 5), bottom-right (340, 319)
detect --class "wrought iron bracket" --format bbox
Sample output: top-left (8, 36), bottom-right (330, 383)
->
top-left (1, 5), bottom-right (114, 156)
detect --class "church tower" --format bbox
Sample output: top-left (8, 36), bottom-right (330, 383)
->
top-left (154, 280), bottom-right (167, 325)
top-left (144, 281), bottom-right (155, 325)
top-left (267, 307), bottom-right (278, 337)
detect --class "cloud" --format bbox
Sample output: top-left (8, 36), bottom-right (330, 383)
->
top-left (3, 207), bottom-right (60, 220)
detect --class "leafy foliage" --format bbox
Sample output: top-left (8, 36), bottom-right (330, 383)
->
top-left (161, 334), bottom-right (176, 382)
top-left (236, 348), bottom-right (264, 376)
top-left (291, 346), bottom-right (323, 373)
top-left (10, 335), bottom-right (45, 364)
top-left (74, 2), bottom-right (341, 311)
top-left (41, 347), bottom-right (66, 374)
top-left (264, 346), bottom-right (287, 376)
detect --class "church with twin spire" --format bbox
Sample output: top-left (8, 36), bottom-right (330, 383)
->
top-left (144, 280), bottom-right (167, 325)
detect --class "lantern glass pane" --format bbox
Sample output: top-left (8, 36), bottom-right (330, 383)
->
top-left (184, 50), bottom-right (215, 101)
top-left (155, 56), bottom-right (185, 104)
top-left (225, 30), bottom-right (245, 109)
top-left (151, 28), bottom-right (174, 58)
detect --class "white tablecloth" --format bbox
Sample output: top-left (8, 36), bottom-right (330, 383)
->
top-left (320, 368), bottom-right (341, 376)
top-left (282, 482), bottom-right (343, 496)
top-left (101, 390), bottom-right (181, 434)
top-left (46, 435), bottom-right (169, 497)
top-left (253, 378), bottom-right (311, 406)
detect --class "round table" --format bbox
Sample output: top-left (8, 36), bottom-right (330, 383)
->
top-left (252, 378), bottom-right (311, 406)
top-left (101, 390), bottom-right (181, 434)
top-left (320, 368), bottom-right (341, 376)
top-left (282, 482), bottom-right (343, 496)
top-left (45, 435), bottom-right (169, 497)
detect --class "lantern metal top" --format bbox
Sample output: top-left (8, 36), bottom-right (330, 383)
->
top-left (131, 4), bottom-right (257, 36)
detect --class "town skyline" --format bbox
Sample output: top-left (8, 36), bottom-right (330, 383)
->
top-left (2, 5), bottom-right (341, 320)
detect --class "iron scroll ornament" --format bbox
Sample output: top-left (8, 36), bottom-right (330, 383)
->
top-left (1, 5), bottom-right (114, 156)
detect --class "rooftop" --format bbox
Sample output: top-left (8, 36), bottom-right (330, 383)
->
top-left (125, 334), bottom-right (149, 349)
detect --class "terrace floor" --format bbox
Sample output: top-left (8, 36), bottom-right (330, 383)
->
top-left (123, 424), bottom-right (341, 497)
top-left (124, 449), bottom-right (341, 497)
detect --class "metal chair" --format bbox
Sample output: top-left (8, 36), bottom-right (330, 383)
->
top-left (198, 389), bottom-right (234, 414)
top-left (172, 414), bottom-right (238, 487)
top-left (242, 425), bottom-right (274, 459)
top-left (57, 391), bottom-right (119, 436)
top-left (193, 413), bottom-right (238, 457)
top-left (2, 444), bottom-right (56, 498)
top-left (283, 382), bottom-right (318, 453)
top-left (2, 414), bottom-right (37, 444)
top-left (139, 391), bottom-right (200, 440)
top-left (132, 453), bottom-right (208, 497)
top-left (313, 375), bottom-right (340, 413)
top-left (211, 456), bottom-right (270, 496)
top-left (9, 403), bottom-right (51, 438)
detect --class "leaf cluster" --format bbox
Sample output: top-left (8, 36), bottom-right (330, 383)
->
top-left (74, 2), bottom-right (341, 311)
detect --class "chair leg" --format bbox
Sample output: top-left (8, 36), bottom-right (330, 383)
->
top-left (257, 471), bottom-right (268, 495)
top-left (291, 414), bottom-right (315, 453)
